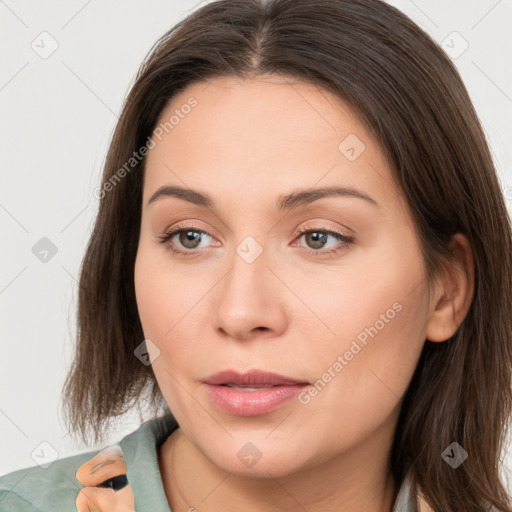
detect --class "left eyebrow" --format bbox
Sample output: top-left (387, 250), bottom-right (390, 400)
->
top-left (276, 186), bottom-right (379, 210)
top-left (146, 185), bottom-right (379, 209)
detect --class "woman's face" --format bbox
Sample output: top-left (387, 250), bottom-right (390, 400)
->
top-left (134, 74), bottom-right (432, 477)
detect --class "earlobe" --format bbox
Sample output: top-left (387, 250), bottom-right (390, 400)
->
top-left (425, 233), bottom-right (475, 343)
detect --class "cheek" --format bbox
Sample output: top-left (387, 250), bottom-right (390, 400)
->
top-left (289, 233), bottom-right (426, 351)
top-left (134, 247), bottom-right (168, 340)
top-left (134, 245), bottom-right (196, 413)
top-left (133, 241), bottom-right (216, 385)
top-left (293, 237), bottom-right (428, 433)
top-left (134, 241), bottom-right (202, 340)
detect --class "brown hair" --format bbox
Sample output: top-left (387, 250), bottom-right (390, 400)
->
top-left (62, 0), bottom-right (512, 509)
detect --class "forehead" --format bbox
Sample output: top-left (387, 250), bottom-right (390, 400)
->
top-left (142, 74), bottom-right (403, 216)
top-left (149, 74), bottom-right (366, 160)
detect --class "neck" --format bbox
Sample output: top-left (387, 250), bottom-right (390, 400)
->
top-left (158, 424), bottom-right (398, 512)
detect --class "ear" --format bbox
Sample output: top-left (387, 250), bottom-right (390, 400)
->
top-left (425, 233), bottom-right (475, 343)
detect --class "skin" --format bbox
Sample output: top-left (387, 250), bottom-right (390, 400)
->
top-left (75, 445), bottom-right (134, 511)
top-left (134, 74), bottom-right (474, 512)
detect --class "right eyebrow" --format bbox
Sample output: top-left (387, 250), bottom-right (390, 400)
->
top-left (147, 185), bottom-right (213, 208)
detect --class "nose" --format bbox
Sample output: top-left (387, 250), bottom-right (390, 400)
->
top-left (213, 239), bottom-right (288, 342)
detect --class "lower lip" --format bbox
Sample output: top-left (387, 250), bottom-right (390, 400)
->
top-left (204, 383), bottom-right (308, 416)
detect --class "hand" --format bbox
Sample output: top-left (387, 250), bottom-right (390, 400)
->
top-left (75, 445), bottom-right (135, 512)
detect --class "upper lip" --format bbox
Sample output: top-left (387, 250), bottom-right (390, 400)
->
top-left (204, 369), bottom-right (309, 386)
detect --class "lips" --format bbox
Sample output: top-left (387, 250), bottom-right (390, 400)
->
top-left (203, 369), bottom-right (309, 416)
top-left (203, 369), bottom-right (309, 387)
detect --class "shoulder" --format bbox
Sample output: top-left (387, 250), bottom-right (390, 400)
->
top-left (0, 448), bottom-right (107, 512)
top-left (0, 416), bottom-right (177, 512)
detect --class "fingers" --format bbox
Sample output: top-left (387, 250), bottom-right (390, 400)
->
top-left (76, 446), bottom-right (127, 487)
top-left (75, 445), bottom-right (134, 511)
top-left (75, 484), bottom-right (135, 512)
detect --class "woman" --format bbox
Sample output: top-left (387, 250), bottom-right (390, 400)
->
top-left (1, 0), bottom-right (511, 510)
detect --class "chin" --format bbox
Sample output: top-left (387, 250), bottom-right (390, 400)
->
top-left (197, 436), bottom-right (312, 479)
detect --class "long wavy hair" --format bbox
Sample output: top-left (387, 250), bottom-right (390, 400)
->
top-left (62, 0), bottom-right (512, 509)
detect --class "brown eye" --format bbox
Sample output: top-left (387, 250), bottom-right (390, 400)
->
top-left (304, 231), bottom-right (329, 249)
top-left (295, 227), bottom-right (354, 257)
top-left (157, 225), bottom-right (216, 255)
top-left (178, 230), bottom-right (203, 249)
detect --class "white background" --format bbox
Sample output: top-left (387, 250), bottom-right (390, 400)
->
top-left (1, 0), bottom-right (511, 487)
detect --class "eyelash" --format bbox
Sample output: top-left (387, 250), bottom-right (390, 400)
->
top-left (157, 222), bottom-right (354, 257)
